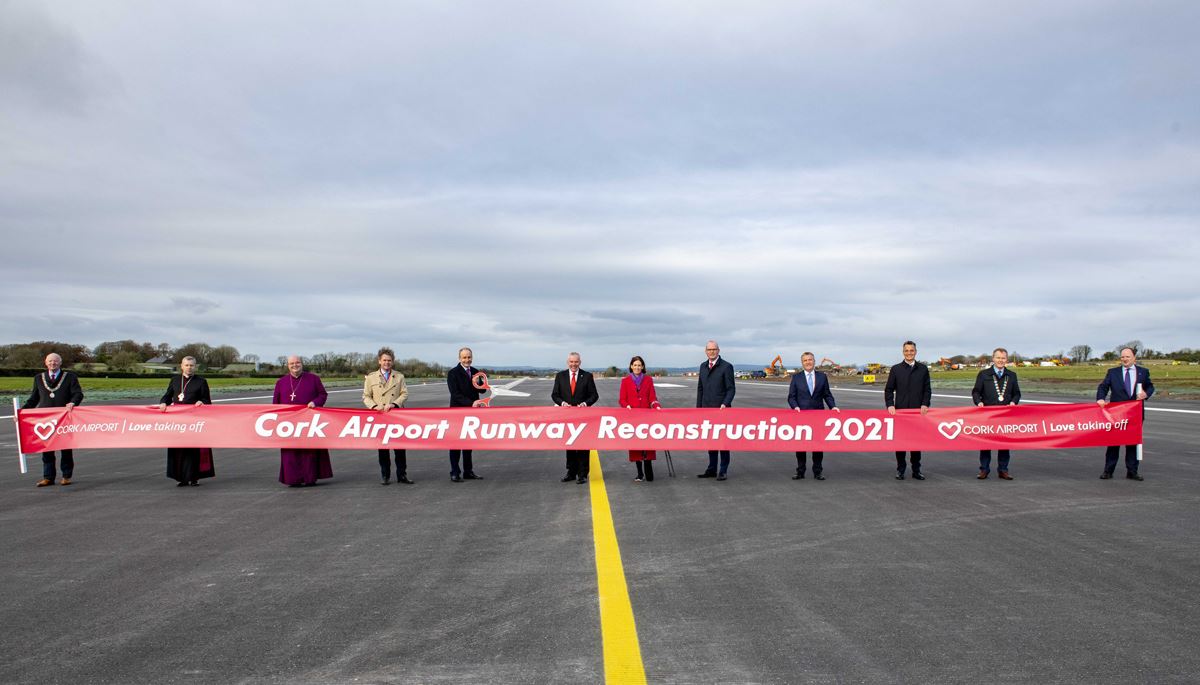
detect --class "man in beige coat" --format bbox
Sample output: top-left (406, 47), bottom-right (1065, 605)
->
top-left (363, 347), bottom-right (412, 484)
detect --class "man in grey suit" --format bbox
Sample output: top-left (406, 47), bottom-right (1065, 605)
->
top-left (697, 340), bottom-right (736, 481)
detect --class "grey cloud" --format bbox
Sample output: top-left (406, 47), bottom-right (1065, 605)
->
top-left (2, 2), bottom-right (1198, 366)
top-left (0, 2), bottom-right (91, 112)
top-left (170, 297), bottom-right (219, 315)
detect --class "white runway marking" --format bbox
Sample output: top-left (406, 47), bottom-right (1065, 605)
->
top-left (488, 377), bottom-right (532, 398)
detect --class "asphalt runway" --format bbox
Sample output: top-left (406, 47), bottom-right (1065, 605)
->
top-left (2, 378), bottom-right (1198, 684)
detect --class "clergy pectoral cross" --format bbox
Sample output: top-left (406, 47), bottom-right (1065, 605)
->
top-left (290, 392), bottom-right (297, 401)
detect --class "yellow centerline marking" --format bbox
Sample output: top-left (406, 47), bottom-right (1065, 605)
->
top-left (588, 450), bottom-right (647, 684)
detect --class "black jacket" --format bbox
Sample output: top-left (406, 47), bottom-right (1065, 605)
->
top-left (697, 357), bottom-right (736, 408)
top-left (24, 371), bottom-right (84, 409)
top-left (971, 368), bottom-right (1021, 406)
top-left (552, 369), bottom-right (599, 407)
top-left (447, 365), bottom-right (485, 407)
top-left (884, 362), bottom-right (931, 409)
top-left (160, 374), bottom-right (213, 405)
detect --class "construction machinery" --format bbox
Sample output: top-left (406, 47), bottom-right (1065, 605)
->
top-left (819, 357), bottom-right (842, 373)
top-left (764, 355), bottom-right (786, 377)
top-left (937, 357), bottom-right (965, 370)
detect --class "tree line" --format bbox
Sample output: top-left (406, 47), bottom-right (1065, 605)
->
top-left (0, 340), bottom-right (243, 372)
top-left (933, 341), bottom-right (1200, 366)
top-left (0, 340), bottom-right (452, 377)
top-left (2, 339), bottom-right (1197, 375)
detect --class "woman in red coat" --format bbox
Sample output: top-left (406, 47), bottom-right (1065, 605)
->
top-left (618, 356), bottom-right (661, 482)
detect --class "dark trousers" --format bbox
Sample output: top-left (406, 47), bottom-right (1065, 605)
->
top-left (448, 450), bottom-right (474, 477)
top-left (42, 450), bottom-right (73, 480)
top-left (979, 450), bottom-right (1011, 473)
top-left (635, 460), bottom-right (654, 481)
top-left (1104, 445), bottom-right (1139, 475)
top-left (795, 451), bottom-right (823, 475)
top-left (379, 449), bottom-right (407, 478)
top-left (895, 451), bottom-right (921, 474)
top-left (566, 450), bottom-right (590, 477)
top-left (706, 450), bottom-right (731, 475)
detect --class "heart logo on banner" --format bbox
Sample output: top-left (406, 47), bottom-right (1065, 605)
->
top-left (33, 420), bottom-right (58, 441)
top-left (937, 420), bottom-right (963, 440)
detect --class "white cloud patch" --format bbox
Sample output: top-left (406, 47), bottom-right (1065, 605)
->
top-left (1, 0), bottom-right (1198, 366)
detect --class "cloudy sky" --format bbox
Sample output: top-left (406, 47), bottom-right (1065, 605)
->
top-left (2, 0), bottom-right (1197, 368)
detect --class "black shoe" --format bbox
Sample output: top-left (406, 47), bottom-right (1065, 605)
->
top-left (911, 472), bottom-right (925, 481)
top-left (814, 474), bottom-right (826, 481)
top-left (1127, 472), bottom-right (1144, 481)
top-left (895, 472), bottom-right (905, 480)
top-left (792, 472), bottom-right (805, 480)
top-left (177, 482), bottom-right (188, 487)
top-left (463, 473), bottom-right (483, 480)
top-left (397, 475), bottom-right (414, 484)
top-left (451, 475), bottom-right (463, 482)
top-left (189, 481), bottom-right (199, 486)
top-left (697, 472), bottom-right (717, 478)
top-left (577, 476), bottom-right (587, 484)
top-left (562, 474), bottom-right (577, 482)
top-left (1099, 473), bottom-right (1113, 479)
top-left (380, 477), bottom-right (390, 485)
top-left (716, 473), bottom-right (727, 481)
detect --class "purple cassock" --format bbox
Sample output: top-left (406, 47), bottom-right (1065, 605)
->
top-left (273, 371), bottom-right (333, 486)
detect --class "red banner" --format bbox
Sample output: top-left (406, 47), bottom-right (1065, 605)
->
top-left (15, 402), bottom-right (1142, 455)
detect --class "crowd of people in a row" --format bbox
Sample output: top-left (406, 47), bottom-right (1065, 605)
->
top-left (22, 340), bottom-right (1154, 488)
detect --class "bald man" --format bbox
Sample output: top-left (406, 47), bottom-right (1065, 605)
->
top-left (24, 353), bottom-right (84, 486)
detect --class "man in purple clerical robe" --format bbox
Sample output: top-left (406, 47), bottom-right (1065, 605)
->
top-left (273, 355), bottom-right (333, 486)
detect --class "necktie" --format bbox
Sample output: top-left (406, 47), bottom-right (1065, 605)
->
top-left (570, 372), bottom-right (577, 394)
top-left (807, 373), bottom-right (814, 394)
top-left (1125, 368), bottom-right (1133, 397)
top-left (709, 361), bottom-right (715, 370)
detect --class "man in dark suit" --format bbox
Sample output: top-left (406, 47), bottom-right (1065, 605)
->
top-left (885, 340), bottom-right (932, 480)
top-left (971, 347), bottom-right (1022, 480)
top-left (24, 353), bottom-right (84, 487)
top-left (1096, 346), bottom-right (1155, 480)
top-left (697, 340), bottom-right (736, 480)
top-left (551, 352), bottom-right (600, 484)
top-left (446, 347), bottom-right (486, 482)
top-left (787, 352), bottom-right (840, 480)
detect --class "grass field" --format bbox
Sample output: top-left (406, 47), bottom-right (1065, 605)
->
top-left (927, 362), bottom-right (1200, 397)
top-left (754, 362), bottom-right (1200, 398)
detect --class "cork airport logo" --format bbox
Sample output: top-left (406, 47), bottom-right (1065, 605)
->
top-left (938, 420), bottom-right (964, 440)
top-left (33, 419), bottom-right (59, 441)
